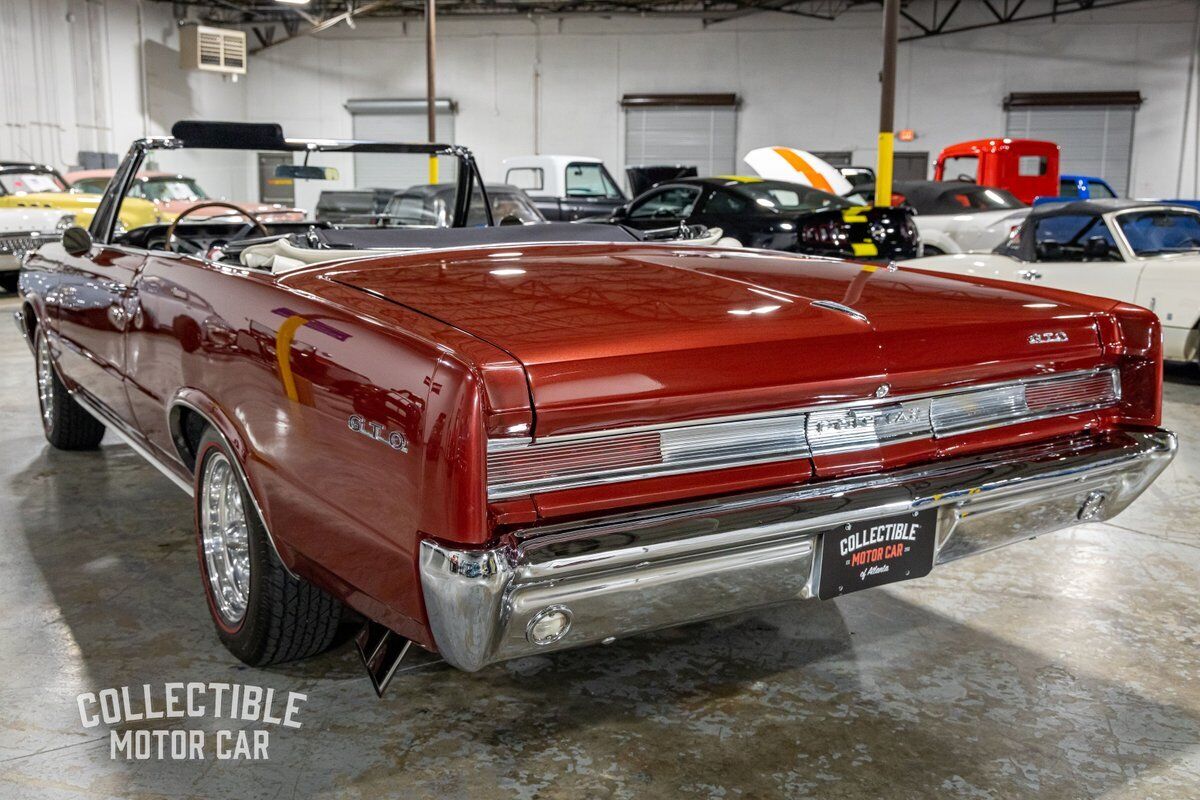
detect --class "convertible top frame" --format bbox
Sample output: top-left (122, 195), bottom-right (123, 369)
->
top-left (90, 120), bottom-right (490, 243)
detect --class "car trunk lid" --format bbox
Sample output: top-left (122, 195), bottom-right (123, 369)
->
top-left (329, 244), bottom-right (1104, 440)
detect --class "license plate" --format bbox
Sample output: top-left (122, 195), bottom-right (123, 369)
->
top-left (817, 509), bottom-right (938, 600)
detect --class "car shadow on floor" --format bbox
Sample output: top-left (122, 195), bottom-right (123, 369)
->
top-left (1165, 361), bottom-right (1200, 386)
top-left (6, 441), bottom-right (1200, 798)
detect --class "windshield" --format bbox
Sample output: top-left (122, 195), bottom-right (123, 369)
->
top-left (475, 191), bottom-right (543, 225)
top-left (565, 163), bottom-right (622, 199)
top-left (383, 187), bottom-right (545, 227)
top-left (116, 147), bottom-right (465, 232)
top-left (71, 178), bottom-right (110, 194)
top-left (382, 192), bottom-right (444, 227)
top-left (0, 171), bottom-right (66, 194)
top-left (1117, 209), bottom-right (1200, 256)
top-left (735, 181), bottom-right (854, 212)
top-left (138, 177), bottom-right (208, 202)
top-left (942, 155), bottom-right (978, 182)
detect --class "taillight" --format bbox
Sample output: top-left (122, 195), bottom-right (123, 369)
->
top-left (1097, 303), bottom-right (1162, 428)
top-left (799, 219), bottom-right (847, 247)
top-left (487, 415), bottom-right (810, 500)
top-left (486, 368), bottom-right (1125, 500)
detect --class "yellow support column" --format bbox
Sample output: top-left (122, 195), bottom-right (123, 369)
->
top-left (874, 0), bottom-right (899, 208)
top-left (875, 130), bottom-right (894, 208)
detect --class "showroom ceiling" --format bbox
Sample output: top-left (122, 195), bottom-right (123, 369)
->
top-left (158, 0), bottom-right (1155, 48)
top-left (161, 0), bottom-right (872, 23)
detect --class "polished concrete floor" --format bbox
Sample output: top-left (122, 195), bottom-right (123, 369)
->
top-left (0, 292), bottom-right (1198, 800)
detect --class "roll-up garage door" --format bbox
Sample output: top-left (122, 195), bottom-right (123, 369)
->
top-left (623, 95), bottom-right (738, 178)
top-left (346, 98), bottom-right (456, 191)
top-left (1005, 102), bottom-right (1137, 195)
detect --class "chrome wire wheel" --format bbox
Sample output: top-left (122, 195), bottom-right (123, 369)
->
top-left (200, 452), bottom-right (251, 627)
top-left (36, 333), bottom-right (55, 430)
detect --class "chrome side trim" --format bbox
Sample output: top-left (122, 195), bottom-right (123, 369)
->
top-left (68, 390), bottom-right (195, 495)
top-left (424, 429), bottom-right (1175, 671)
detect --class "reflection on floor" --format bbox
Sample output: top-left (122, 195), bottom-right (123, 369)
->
top-left (0, 295), bottom-right (1197, 799)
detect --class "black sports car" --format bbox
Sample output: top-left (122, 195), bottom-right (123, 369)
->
top-left (606, 176), bottom-right (919, 260)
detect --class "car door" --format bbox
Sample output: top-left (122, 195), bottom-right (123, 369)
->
top-left (1011, 213), bottom-right (1141, 302)
top-left (48, 240), bottom-right (145, 423)
top-left (122, 252), bottom-right (227, 453)
top-left (560, 162), bottom-right (626, 221)
top-left (623, 185), bottom-right (703, 232)
top-left (697, 187), bottom-right (755, 245)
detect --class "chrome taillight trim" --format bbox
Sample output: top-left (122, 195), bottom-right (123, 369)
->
top-left (488, 413), bottom-right (811, 499)
top-left (930, 368), bottom-right (1120, 438)
top-left (487, 367), bottom-right (1121, 500)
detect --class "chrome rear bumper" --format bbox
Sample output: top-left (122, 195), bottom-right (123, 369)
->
top-left (419, 429), bottom-right (1176, 671)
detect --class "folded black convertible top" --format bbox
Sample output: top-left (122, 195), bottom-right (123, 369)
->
top-left (309, 223), bottom-right (640, 250)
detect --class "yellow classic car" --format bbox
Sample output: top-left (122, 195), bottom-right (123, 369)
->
top-left (0, 162), bottom-right (164, 231)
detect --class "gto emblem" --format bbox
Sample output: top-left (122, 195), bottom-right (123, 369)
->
top-left (1028, 331), bottom-right (1068, 345)
top-left (348, 414), bottom-right (409, 452)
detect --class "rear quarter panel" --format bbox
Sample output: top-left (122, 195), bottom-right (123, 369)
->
top-left (127, 257), bottom-right (517, 644)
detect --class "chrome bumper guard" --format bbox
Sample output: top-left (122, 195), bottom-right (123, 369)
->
top-left (420, 429), bottom-right (1176, 671)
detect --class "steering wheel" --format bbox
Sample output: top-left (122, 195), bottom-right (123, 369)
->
top-left (166, 201), bottom-right (268, 254)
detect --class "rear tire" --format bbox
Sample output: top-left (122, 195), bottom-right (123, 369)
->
top-left (0, 272), bottom-right (18, 294)
top-left (194, 429), bottom-right (343, 666)
top-left (35, 329), bottom-right (106, 450)
top-left (921, 244), bottom-right (945, 257)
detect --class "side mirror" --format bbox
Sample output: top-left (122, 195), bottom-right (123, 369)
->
top-left (61, 226), bottom-right (93, 257)
top-left (612, 204), bottom-right (629, 220)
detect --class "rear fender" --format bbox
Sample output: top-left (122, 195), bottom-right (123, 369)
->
top-left (166, 389), bottom-right (299, 575)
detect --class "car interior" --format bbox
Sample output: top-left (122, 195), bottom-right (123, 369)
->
top-left (118, 218), bottom-right (648, 274)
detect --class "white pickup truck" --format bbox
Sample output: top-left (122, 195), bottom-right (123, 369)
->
top-left (500, 155), bottom-right (629, 221)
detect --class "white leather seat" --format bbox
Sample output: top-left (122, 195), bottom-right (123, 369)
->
top-left (239, 237), bottom-right (424, 274)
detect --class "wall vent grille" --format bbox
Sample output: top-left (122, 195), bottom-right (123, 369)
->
top-left (180, 25), bottom-right (248, 76)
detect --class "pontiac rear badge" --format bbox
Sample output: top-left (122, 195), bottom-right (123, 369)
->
top-left (1028, 331), bottom-right (1068, 345)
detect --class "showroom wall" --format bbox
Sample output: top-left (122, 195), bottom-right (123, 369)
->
top-left (0, 0), bottom-right (246, 195)
top-left (1, 0), bottom-right (1198, 200)
top-left (243, 0), bottom-right (1199, 198)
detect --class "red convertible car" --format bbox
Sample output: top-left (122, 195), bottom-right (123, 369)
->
top-left (14, 122), bottom-right (1175, 692)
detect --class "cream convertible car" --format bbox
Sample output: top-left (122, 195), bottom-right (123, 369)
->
top-left (908, 199), bottom-right (1200, 365)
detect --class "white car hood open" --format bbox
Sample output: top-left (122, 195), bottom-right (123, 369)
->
top-left (743, 147), bottom-right (854, 196)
